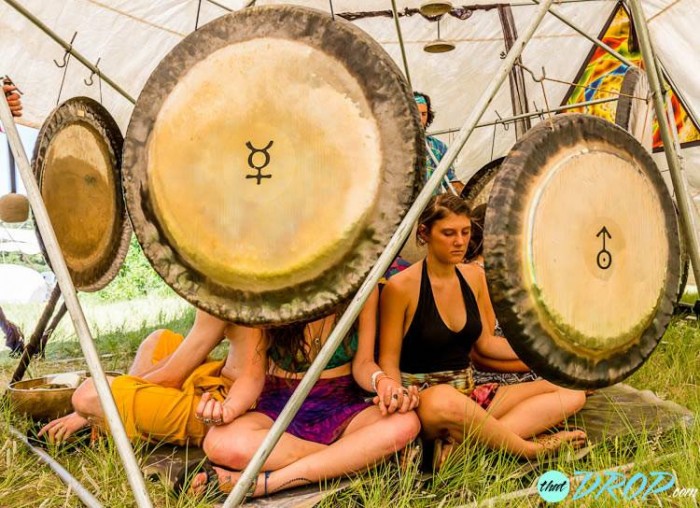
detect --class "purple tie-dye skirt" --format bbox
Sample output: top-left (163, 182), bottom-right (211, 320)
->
top-left (254, 374), bottom-right (372, 445)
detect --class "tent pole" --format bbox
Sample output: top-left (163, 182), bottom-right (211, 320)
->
top-left (9, 426), bottom-right (103, 508)
top-left (534, 0), bottom-right (633, 67)
top-left (627, 0), bottom-right (700, 291)
top-left (2, 0), bottom-right (136, 104)
top-left (0, 94), bottom-right (153, 508)
top-left (429, 96), bottom-right (619, 136)
top-left (223, 1), bottom-right (554, 505)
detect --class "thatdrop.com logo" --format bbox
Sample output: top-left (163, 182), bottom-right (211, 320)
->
top-left (537, 471), bottom-right (570, 503)
top-left (536, 470), bottom-right (696, 503)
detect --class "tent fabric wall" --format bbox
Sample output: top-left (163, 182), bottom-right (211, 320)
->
top-left (0, 0), bottom-right (698, 203)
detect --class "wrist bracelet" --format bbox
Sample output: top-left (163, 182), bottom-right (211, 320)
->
top-left (374, 375), bottom-right (392, 392)
top-left (370, 370), bottom-right (386, 393)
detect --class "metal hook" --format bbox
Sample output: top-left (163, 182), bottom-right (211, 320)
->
top-left (494, 110), bottom-right (510, 131)
top-left (84, 57), bottom-right (101, 86)
top-left (53, 32), bottom-right (77, 69)
top-left (518, 63), bottom-right (546, 83)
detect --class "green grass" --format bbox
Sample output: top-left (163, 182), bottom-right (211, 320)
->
top-left (1, 302), bottom-right (699, 507)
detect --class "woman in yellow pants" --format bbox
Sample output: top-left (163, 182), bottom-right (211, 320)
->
top-left (38, 310), bottom-right (265, 447)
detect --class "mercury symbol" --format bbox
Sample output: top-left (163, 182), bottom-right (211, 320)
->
top-left (245, 140), bottom-right (274, 185)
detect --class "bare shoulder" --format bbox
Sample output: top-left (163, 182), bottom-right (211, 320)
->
top-left (383, 262), bottom-right (421, 299)
top-left (456, 263), bottom-right (487, 295)
top-left (225, 323), bottom-right (262, 343)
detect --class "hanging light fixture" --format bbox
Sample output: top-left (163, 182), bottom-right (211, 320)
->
top-left (419, 0), bottom-right (453, 17)
top-left (423, 18), bottom-right (455, 53)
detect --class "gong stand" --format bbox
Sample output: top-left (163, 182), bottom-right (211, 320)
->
top-left (428, 96), bottom-right (620, 136)
top-left (0, 96), bottom-right (153, 508)
top-left (10, 284), bottom-right (64, 384)
top-left (224, 2), bottom-right (556, 505)
top-left (39, 302), bottom-right (68, 358)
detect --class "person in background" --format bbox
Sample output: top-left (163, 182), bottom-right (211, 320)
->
top-left (414, 91), bottom-right (463, 195)
top-left (2, 78), bottom-right (23, 117)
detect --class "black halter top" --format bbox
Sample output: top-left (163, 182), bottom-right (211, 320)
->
top-left (400, 261), bottom-right (482, 373)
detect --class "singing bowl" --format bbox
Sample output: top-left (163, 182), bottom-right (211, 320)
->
top-left (7, 371), bottom-right (122, 421)
top-left (484, 114), bottom-right (680, 389)
top-left (32, 97), bottom-right (131, 292)
top-left (123, 5), bottom-right (423, 325)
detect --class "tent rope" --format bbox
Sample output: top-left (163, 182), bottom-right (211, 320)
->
top-left (195, 0), bottom-right (203, 30)
top-left (389, 0), bottom-right (412, 87)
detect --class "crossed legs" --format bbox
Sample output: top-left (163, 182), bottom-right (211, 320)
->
top-left (198, 406), bottom-right (420, 496)
top-left (417, 381), bottom-right (586, 459)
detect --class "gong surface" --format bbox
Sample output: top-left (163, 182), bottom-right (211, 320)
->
top-left (33, 97), bottom-right (130, 292)
top-left (485, 114), bottom-right (680, 388)
top-left (123, 6), bottom-right (422, 325)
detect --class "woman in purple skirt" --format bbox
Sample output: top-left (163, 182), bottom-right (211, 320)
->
top-left (185, 288), bottom-right (420, 498)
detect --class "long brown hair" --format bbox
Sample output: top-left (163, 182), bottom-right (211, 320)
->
top-left (265, 303), bottom-right (358, 374)
top-left (416, 193), bottom-right (471, 245)
top-left (465, 203), bottom-right (485, 262)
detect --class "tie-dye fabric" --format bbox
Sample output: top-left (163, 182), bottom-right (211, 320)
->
top-left (254, 374), bottom-right (371, 445)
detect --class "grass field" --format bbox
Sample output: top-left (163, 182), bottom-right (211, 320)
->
top-left (1, 298), bottom-right (698, 507)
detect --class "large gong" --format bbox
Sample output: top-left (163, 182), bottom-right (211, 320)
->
top-left (123, 6), bottom-right (423, 325)
top-left (484, 114), bottom-right (680, 388)
top-left (33, 97), bottom-right (130, 292)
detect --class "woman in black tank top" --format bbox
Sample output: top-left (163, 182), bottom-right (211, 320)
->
top-left (379, 194), bottom-right (586, 462)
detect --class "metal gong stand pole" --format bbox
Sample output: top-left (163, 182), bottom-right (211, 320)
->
top-left (0, 98), bottom-right (153, 508)
top-left (224, 1), bottom-right (554, 505)
top-left (627, 0), bottom-right (700, 288)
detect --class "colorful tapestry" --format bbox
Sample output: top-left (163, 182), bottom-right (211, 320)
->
top-left (562, 3), bottom-right (700, 152)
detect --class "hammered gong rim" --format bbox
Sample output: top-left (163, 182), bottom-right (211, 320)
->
top-left (484, 114), bottom-right (680, 389)
top-left (32, 97), bottom-right (130, 292)
top-left (123, 5), bottom-right (423, 325)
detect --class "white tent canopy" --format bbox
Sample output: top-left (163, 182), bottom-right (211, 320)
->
top-left (1, 0), bottom-right (698, 194)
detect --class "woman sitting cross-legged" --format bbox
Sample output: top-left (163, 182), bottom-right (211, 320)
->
top-left (464, 203), bottom-right (539, 386)
top-left (378, 194), bottom-right (586, 463)
top-left (188, 288), bottom-right (421, 498)
top-left (38, 309), bottom-right (265, 447)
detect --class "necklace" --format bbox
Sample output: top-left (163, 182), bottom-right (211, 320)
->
top-left (306, 317), bottom-right (328, 355)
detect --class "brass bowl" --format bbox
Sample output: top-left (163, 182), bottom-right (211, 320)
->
top-left (423, 40), bottom-right (456, 53)
top-left (7, 370), bottom-right (122, 421)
